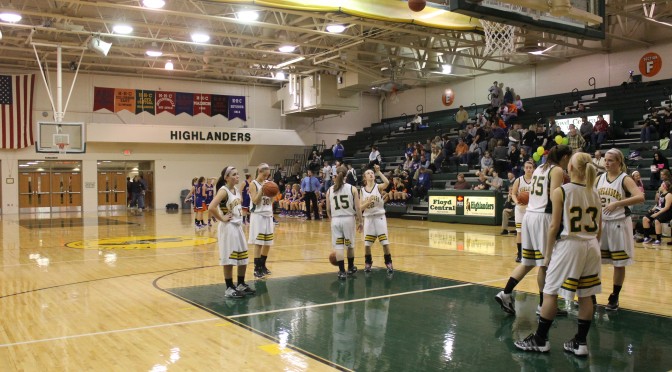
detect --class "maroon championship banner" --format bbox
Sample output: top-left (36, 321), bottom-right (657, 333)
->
top-left (93, 87), bottom-right (246, 121)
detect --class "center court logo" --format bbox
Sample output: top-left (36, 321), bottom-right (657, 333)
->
top-left (66, 235), bottom-right (216, 250)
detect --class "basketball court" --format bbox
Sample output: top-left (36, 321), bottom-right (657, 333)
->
top-left (0, 212), bottom-right (670, 370)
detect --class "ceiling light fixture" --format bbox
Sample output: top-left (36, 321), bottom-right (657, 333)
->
top-left (146, 50), bottom-right (162, 57)
top-left (274, 56), bottom-right (305, 69)
top-left (237, 10), bottom-right (259, 22)
top-left (0, 12), bottom-right (22, 23)
top-left (278, 45), bottom-right (296, 53)
top-left (275, 71), bottom-right (286, 80)
top-left (165, 60), bottom-right (174, 70)
top-left (442, 64), bottom-right (452, 74)
top-left (191, 33), bottom-right (210, 43)
top-left (326, 24), bottom-right (346, 33)
top-left (142, 0), bottom-right (166, 9)
top-left (113, 24), bottom-right (133, 34)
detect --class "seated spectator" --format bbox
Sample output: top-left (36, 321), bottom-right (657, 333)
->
top-left (591, 114), bottom-right (609, 147)
top-left (509, 144), bottom-right (522, 176)
top-left (521, 124), bottom-right (536, 152)
top-left (592, 150), bottom-right (606, 173)
top-left (451, 173), bottom-right (471, 190)
top-left (514, 95), bottom-right (525, 114)
top-left (369, 145), bottom-right (381, 167)
top-left (659, 108), bottom-right (672, 139)
top-left (631, 171), bottom-right (645, 193)
top-left (413, 167), bottom-right (432, 200)
top-left (410, 114), bottom-right (422, 132)
top-left (389, 177), bottom-right (410, 205)
top-left (577, 103), bottom-right (586, 112)
top-left (579, 116), bottom-right (593, 150)
top-left (475, 113), bottom-right (488, 128)
top-left (404, 142), bottom-right (414, 159)
top-left (649, 150), bottom-right (669, 190)
top-left (429, 145), bottom-right (444, 173)
top-left (503, 86), bottom-right (514, 104)
top-left (480, 151), bottom-right (494, 176)
top-left (451, 138), bottom-right (469, 166)
top-left (465, 141), bottom-right (481, 166)
top-left (508, 123), bottom-right (521, 149)
top-left (501, 103), bottom-right (518, 126)
top-left (473, 172), bottom-right (490, 190)
top-left (420, 155), bottom-right (430, 169)
top-left (640, 117), bottom-right (656, 143)
top-left (567, 124), bottom-right (585, 153)
top-left (486, 170), bottom-right (503, 191)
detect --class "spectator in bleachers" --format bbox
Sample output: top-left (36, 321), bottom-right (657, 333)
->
top-left (404, 142), bottom-right (414, 159)
top-left (640, 117), bottom-right (655, 143)
top-left (389, 177), bottom-right (409, 205)
top-left (508, 123), bottom-right (521, 149)
top-left (567, 124), bottom-right (586, 153)
top-left (509, 144), bottom-right (522, 176)
top-left (322, 161), bottom-right (333, 190)
top-left (503, 87), bottom-right (514, 105)
top-left (592, 150), bottom-right (606, 173)
top-left (591, 114), bottom-right (609, 148)
top-left (521, 124), bottom-right (536, 152)
top-left (475, 113), bottom-right (488, 127)
top-left (429, 145), bottom-right (444, 173)
top-left (486, 170), bottom-right (503, 191)
top-left (473, 172), bottom-right (490, 190)
top-left (332, 139), bottom-right (344, 162)
top-left (501, 103), bottom-right (518, 126)
top-left (420, 154), bottom-right (430, 170)
top-left (345, 162), bottom-right (357, 186)
top-left (452, 173), bottom-right (471, 190)
top-left (631, 170), bottom-right (645, 193)
top-left (456, 105), bottom-right (469, 129)
top-left (547, 118), bottom-right (558, 136)
top-left (465, 140), bottom-right (481, 167)
top-left (493, 140), bottom-right (509, 174)
top-left (514, 95), bottom-right (525, 114)
top-left (413, 167), bottom-right (431, 201)
top-left (577, 103), bottom-right (586, 112)
top-left (658, 108), bottom-right (671, 139)
top-left (409, 155), bottom-right (421, 179)
top-left (291, 160), bottom-right (301, 181)
top-left (410, 114), bottom-right (422, 132)
top-left (489, 81), bottom-right (501, 107)
top-left (649, 151), bottom-right (669, 190)
top-left (451, 138), bottom-right (469, 166)
top-left (368, 145), bottom-right (381, 168)
top-left (519, 146), bottom-right (531, 164)
top-left (579, 116), bottom-right (593, 150)
top-left (481, 151), bottom-right (494, 176)
top-left (308, 150), bottom-right (321, 172)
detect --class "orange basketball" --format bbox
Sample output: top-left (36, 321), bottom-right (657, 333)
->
top-left (408, 0), bottom-right (426, 12)
top-left (517, 191), bottom-right (529, 205)
top-left (329, 252), bottom-right (338, 266)
top-left (262, 181), bottom-right (280, 197)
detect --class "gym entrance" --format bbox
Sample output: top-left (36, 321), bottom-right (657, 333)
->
top-left (18, 160), bottom-right (82, 213)
top-left (97, 161), bottom-right (154, 210)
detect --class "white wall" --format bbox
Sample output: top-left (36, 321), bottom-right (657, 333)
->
top-left (384, 42), bottom-right (672, 118)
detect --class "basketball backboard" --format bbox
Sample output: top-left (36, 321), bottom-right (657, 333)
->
top-left (37, 122), bottom-right (86, 153)
top-left (447, 0), bottom-right (605, 40)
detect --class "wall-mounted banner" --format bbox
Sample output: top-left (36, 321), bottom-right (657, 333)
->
top-left (464, 196), bottom-right (496, 217)
top-left (428, 195), bottom-right (457, 215)
top-left (94, 87), bottom-right (246, 121)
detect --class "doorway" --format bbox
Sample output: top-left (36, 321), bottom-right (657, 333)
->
top-left (18, 160), bottom-right (83, 213)
top-left (97, 161), bottom-right (154, 210)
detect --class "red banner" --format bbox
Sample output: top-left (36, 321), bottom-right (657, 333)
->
top-left (193, 94), bottom-right (211, 116)
top-left (156, 91), bottom-right (176, 115)
top-left (93, 87), bottom-right (114, 112)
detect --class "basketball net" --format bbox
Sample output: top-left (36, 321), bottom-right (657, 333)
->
top-left (57, 143), bottom-right (68, 154)
top-left (480, 3), bottom-right (520, 55)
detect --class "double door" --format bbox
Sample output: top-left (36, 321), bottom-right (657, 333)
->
top-left (19, 171), bottom-right (82, 212)
top-left (97, 172), bottom-right (127, 210)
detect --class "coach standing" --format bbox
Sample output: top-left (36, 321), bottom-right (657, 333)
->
top-left (301, 170), bottom-right (321, 220)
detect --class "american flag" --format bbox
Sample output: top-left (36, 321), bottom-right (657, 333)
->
top-left (1, 74), bottom-right (36, 149)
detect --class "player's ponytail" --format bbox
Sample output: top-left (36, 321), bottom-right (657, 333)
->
top-left (569, 153), bottom-right (597, 188)
top-left (334, 165), bottom-right (347, 192)
top-left (543, 145), bottom-right (572, 170)
top-left (216, 166), bottom-right (232, 190)
top-left (585, 161), bottom-right (597, 188)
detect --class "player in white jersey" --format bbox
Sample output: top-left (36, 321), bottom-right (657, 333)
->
top-left (327, 166), bottom-right (363, 280)
top-left (208, 166), bottom-right (255, 299)
top-left (495, 145), bottom-right (572, 315)
top-left (361, 164), bottom-right (393, 274)
top-left (596, 149), bottom-right (644, 311)
top-left (248, 163), bottom-right (274, 279)
top-left (515, 152), bottom-right (601, 357)
top-left (511, 160), bottom-right (535, 262)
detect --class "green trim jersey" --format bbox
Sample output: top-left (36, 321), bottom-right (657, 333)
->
top-left (329, 184), bottom-right (357, 217)
top-left (526, 165), bottom-right (555, 214)
top-left (250, 180), bottom-right (273, 216)
top-left (222, 185), bottom-right (243, 224)
top-left (361, 184), bottom-right (385, 217)
top-left (560, 183), bottom-right (601, 240)
top-left (596, 172), bottom-right (631, 221)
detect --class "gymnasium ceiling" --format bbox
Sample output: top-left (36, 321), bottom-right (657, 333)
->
top-left (0, 0), bottom-right (671, 90)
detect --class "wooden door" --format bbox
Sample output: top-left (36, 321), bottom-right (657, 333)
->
top-left (18, 172), bottom-right (36, 209)
top-left (51, 172), bottom-right (69, 208)
top-left (66, 172), bottom-right (82, 207)
top-left (97, 172), bottom-right (113, 206)
top-left (143, 171), bottom-right (154, 208)
top-left (34, 172), bottom-right (51, 209)
top-left (110, 172), bottom-right (127, 207)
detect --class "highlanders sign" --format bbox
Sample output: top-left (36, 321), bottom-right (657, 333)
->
top-left (429, 195), bottom-right (457, 215)
top-left (464, 196), bottom-right (496, 217)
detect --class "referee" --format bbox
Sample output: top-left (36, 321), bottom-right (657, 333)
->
top-left (301, 170), bottom-right (321, 220)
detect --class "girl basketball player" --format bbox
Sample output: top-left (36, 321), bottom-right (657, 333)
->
top-left (361, 164), bottom-right (394, 273)
top-left (241, 174), bottom-right (252, 225)
top-left (208, 166), bottom-right (255, 299)
top-left (597, 148), bottom-right (644, 311)
top-left (495, 145), bottom-right (572, 315)
top-left (638, 181), bottom-right (672, 245)
top-left (515, 152), bottom-right (601, 356)
top-left (193, 176), bottom-right (207, 229)
top-left (205, 178), bottom-right (215, 226)
top-left (279, 184), bottom-right (292, 217)
top-left (248, 163), bottom-right (274, 279)
top-left (510, 160), bottom-right (535, 263)
top-left (290, 183), bottom-right (302, 218)
top-left (327, 166), bottom-right (363, 280)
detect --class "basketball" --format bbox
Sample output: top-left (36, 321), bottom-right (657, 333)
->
top-left (517, 191), bottom-right (529, 205)
top-left (329, 252), bottom-right (338, 266)
top-left (262, 181), bottom-right (279, 197)
top-left (408, 0), bottom-right (426, 12)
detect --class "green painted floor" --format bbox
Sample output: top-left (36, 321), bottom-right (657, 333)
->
top-left (166, 270), bottom-right (672, 371)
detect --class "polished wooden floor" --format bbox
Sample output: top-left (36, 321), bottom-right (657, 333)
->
top-left (0, 210), bottom-right (670, 370)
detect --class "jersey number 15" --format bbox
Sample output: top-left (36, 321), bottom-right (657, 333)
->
top-left (332, 195), bottom-right (350, 210)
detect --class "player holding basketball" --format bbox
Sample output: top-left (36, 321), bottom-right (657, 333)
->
top-left (361, 164), bottom-right (393, 273)
top-left (511, 160), bottom-right (535, 263)
top-left (495, 145), bottom-right (573, 315)
top-left (327, 165), bottom-right (363, 280)
top-left (597, 149), bottom-right (644, 310)
top-left (515, 152), bottom-right (601, 356)
top-left (248, 163), bottom-right (274, 278)
top-left (208, 166), bottom-right (255, 298)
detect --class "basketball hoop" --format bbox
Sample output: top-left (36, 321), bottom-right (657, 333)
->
top-left (57, 142), bottom-right (68, 154)
top-left (480, 2), bottom-right (521, 55)
top-left (53, 133), bottom-right (70, 154)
